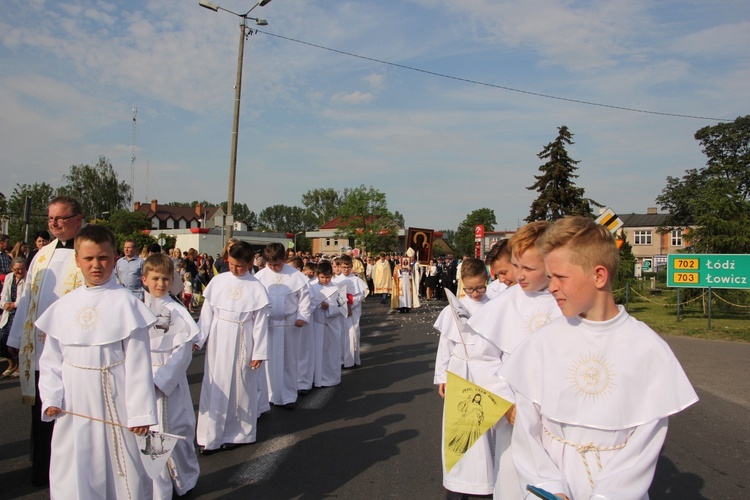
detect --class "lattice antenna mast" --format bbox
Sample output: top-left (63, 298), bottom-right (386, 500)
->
top-left (130, 107), bottom-right (137, 203)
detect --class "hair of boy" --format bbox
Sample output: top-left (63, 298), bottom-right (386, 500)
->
top-left (304, 262), bottom-right (317, 273)
top-left (74, 224), bottom-right (116, 252)
top-left (143, 252), bottom-right (175, 277)
top-left (287, 256), bottom-right (304, 270)
top-left (147, 242), bottom-right (162, 254)
top-left (50, 195), bottom-right (83, 216)
top-left (338, 255), bottom-right (353, 266)
top-left (263, 242), bottom-right (286, 263)
top-left (536, 215), bottom-right (619, 282)
top-left (183, 272), bottom-right (192, 281)
top-left (316, 260), bottom-right (333, 276)
top-left (485, 239), bottom-right (511, 265)
top-left (509, 220), bottom-right (551, 258)
top-left (460, 258), bottom-right (488, 280)
top-left (229, 240), bottom-right (255, 264)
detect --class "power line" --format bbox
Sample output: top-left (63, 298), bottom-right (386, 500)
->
top-left (257, 30), bottom-right (731, 123)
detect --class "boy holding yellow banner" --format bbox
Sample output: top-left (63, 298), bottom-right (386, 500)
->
top-left (434, 258), bottom-right (512, 498)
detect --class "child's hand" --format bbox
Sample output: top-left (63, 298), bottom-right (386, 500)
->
top-left (130, 426), bottom-right (150, 436)
top-left (294, 319), bottom-right (307, 328)
top-left (249, 360), bottom-right (263, 370)
top-left (45, 406), bottom-right (62, 417)
top-left (505, 404), bottom-right (516, 426)
top-left (192, 343), bottom-right (201, 351)
top-left (321, 301), bottom-right (329, 310)
top-left (438, 383), bottom-right (446, 398)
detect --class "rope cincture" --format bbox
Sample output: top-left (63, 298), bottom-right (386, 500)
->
top-left (65, 358), bottom-right (133, 500)
top-left (543, 426), bottom-right (628, 489)
top-left (218, 316), bottom-right (251, 418)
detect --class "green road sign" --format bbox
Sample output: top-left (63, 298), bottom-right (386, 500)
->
top-left (667, 254), bottom-right (750, 289)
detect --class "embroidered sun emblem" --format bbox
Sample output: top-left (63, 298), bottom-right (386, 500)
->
top-left (76, 305), bottom-right (100, 330)
top-left (524, 310), bottom-right (553, 334)
top-left (228, 286), bottom-right (243, 301)
top-left (569, 351), bottom-right (615, 401)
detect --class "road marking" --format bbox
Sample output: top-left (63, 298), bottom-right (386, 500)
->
top-left (229, 434), bottom-right (299, 485)
top-left (301, 386), bottom-right (336, 409)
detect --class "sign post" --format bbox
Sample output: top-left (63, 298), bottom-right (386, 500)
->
top-left (474, 225), bottom-right (484, 258)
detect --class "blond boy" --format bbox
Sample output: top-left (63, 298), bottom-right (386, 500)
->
top-left (499, 216), bottom-right (698, 500)
top-left (142, 253), bottom-right (200, 498)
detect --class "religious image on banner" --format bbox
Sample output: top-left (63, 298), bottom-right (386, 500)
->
top-left (137, 430), bottom-right (182, 480)
top-left (444, 371), bottom-right (513, 473)
top-left (406, 227), bottom-right (434, 265)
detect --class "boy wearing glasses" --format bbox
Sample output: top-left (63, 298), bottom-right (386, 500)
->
top-left (433, 258), bottom-right (495, 498)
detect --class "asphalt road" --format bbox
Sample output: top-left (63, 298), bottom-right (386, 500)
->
top-left (0, 298), bottom-right (747, 499)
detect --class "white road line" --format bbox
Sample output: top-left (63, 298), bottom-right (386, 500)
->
top-left (229, 434), bottom-right (300, 485)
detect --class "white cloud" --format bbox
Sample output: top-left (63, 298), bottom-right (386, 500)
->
top-left (331, 91), bottom-right (374, 104)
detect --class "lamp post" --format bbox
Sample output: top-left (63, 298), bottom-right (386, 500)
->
top-left (198, 0), bottom-right (271, 239)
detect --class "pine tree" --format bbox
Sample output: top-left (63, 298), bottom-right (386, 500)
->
top-left (526, 126), bottom-right (595, 222)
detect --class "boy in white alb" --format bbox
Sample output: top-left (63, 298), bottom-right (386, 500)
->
top-left (195, 241), bottom-right (270, 453)
top-left (142, 253), bottom-right (200, 497)
top-left (289, 257), bottom-right (316, 394)
top-left (433, 258), bottom-right (496, 497)
top-left (310, 261), bottom-right (346, 387)
top-left (333, 255), bottom-right (369, 367)
top-left (37, 225), bottom-right (157, 499)
top-left (467, 221), bottom-right (562, 500)
top-left (254, 243), bottom-right (311, 409)
top-left (485, 239), bottom-right (515, 299)
top-left (499, 216), bottom-right (698, 500)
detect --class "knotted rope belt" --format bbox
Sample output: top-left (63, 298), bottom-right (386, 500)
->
top-left (543, 426), bottom-right (629, 489)
top-left (65, 358), bottom-right (133, 500)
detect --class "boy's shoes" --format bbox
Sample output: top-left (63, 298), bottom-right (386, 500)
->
top-left (10, 371), bottom-right (20, 378)
top-left (1, 369), bottom-right (13, 378)
top-left (298, 389), bottom-right (311, 396)
top-left (283, 402), bottom-right (296, 410)
top-left (199, 446), bottom-right (217, 456)
top-left (220, 443), bottom-right (240, 451)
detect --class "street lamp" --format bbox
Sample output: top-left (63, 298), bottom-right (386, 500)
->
top-left (199, 0), bottom-right (272, 239)
top-left (294, 230), bottom-right (305, 251)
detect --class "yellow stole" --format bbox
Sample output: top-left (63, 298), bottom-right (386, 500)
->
top-left (19, 240), bottom-right (82, 405)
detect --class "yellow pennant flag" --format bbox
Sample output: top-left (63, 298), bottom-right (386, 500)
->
top-left (444, 371), bottom-right (513, 473)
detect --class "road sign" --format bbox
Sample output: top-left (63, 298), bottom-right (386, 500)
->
top-left (595, 207), bottom-right (624, 233)
top-left (667, 254), bottom-right (750, 289)
top-left (474, 225), bottom-right (484, 239)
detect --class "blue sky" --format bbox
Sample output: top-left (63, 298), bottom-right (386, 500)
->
top-left (2, 0), bottom-right (748, 231)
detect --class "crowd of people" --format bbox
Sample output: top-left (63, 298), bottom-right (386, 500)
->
top-left (1, 199), bottom-right (699, 499)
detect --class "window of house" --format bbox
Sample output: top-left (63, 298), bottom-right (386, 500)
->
top-left (671, 229), bottom-right (683, 247)
top-left (334, 239), bottom-right (339, 247)
top-left (634, 230), bottom-right (652, 245)
top-left (326, 238), bottom-right (331, 247)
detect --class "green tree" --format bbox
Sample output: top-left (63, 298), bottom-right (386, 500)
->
top-left (656, 115), bottom-right (750, 253)
top-left (257, 204), bottom-right (308, 233)
top-left (6, 183), bottom-right (56, 243)
top-left (455, 208), bottom-right (496, 257)
top-left (526, 126), bottom-right (597, 222)
top-left (301, 188), bottom-right (342, 227)
top-left (57, 156), bottom-right (131, 220)
top-left (109, 209), bottom-right (151, 236)
top-left (334, 185), bottom-right (401, 254)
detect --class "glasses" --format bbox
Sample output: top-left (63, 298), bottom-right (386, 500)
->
top-left (48, 214), bottom-right (79, 223)
top-left (463, 286), bottom-right (487, 294)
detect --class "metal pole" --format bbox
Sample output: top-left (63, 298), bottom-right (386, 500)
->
top-left (226, 17), bottom-right (247, 240)
top-left (677, 287), bottom-right (681, 322)
top-left (707, 287), bottom-right (712, 331)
